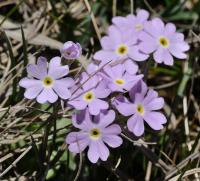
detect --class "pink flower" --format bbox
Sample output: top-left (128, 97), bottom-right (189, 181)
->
top-left (66, 109), bottom-right (122, 163)
top-left (19, 56), bottom-right (74, 103)
top-left (139, 18), bottom-right (190, 65)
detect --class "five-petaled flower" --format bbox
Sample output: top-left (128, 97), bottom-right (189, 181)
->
top-left (68, 72), bottom-right (110, 115)
top-left (65, 109), bottom-right (123, 163)
top-left (101, 63), bottom-right (143, 92)
top-left (93, 25), bottom-right (148, 74)
top-left (139, 18), bottom-right (189, 65)
top-left (115, 81), bottom-right (167, 136)
top-left (19, 56), bottom-right (74, 103)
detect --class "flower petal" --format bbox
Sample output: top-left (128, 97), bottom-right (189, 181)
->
top-left (93, 50), bottom-right (118, 62)
top-left (127, 114), bottom-right (144, 136)
top-left (116, 102), bottom-right (135, 116)
top-left (66, 132), bottom-right (89, 153)
top-left (153, 48), bottom-right (173, 65)
top-left (164, 23), bottom-right (176, 36)
top-left (49, 56), bottom-right (61, 69)
top-left (138, 32), bottom-right (157, 53)
top-left (128, 46), bottom-right (149, 61)
top-left (88, 99), bottom-right (109, 115)
top-left (27, 64), bottom-right (46, 79)
top-left (101, 36), bottom-right (115, 50)
top-left (145, 97), bottom-right (164, 111)
top-left (151, 18), bottom-right (165, 36)
top-left (103, 135), bottom-right (123, 148)
top-left (108, 25), bottom-right (122, 46)
top-left (48, 57), bottom-right (69, 79)
top-left (142, 89), bottom-right (158, 104)
top-left (129, 80), bottom-right (148, 102)
top-left (97, 140), bottom-right (110, 161)
top-left (123, 74), bottom-right (143, 91)
top-left (143, 112), bottom-right (167, 130)
top-left (112, 16), bottom-right (127, 27)
top-left (87, 141), bottom-right (99, 163)
top-left (37, 56), bottom-right (48, 75)
top-left (68, 99), bottom-right (88, 110)
top-left (24, 85), bottom-right (43, 99)
top-left (124, 59), bottom-right (138, 75)
top-left (94, 81), bottom-right (111, 98)
top-left (103, 124), bottom-right (121, 135)
top-left (72, 110), bottom-right (93, 130)
top-left (19, 78), bottom-right (42, 88)
top-left (98, 110), bottom-right (116, 128)
top-left (36, 88), bottom-right (58, 103)
top-left (53, 78), bottom-right (74, 99)
top-left (136, 9), bottom-right (149, 21)
top-left (48, 66), bottom-right (69, 79)
top-left (169, 43), bottom-right (189, 59)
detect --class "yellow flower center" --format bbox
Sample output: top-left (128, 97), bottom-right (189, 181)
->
top-left (89, 128), bottom-right (101, 140)
top-left (114, 79), bottom-right (125, 86)
top-left (83, 91), bottom-right (95, 102)
top-left (158, 37), bottom-right (169, 48)
top-left (116, 44), bottom-right (128, 56)
top-left (137, 104), bottom-right (144, 115)
top-left (42, 76), bottom-right (54, 88)
top-left (135, 24), bottom-right (143, 31)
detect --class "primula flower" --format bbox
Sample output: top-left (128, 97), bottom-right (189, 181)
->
top-left (139, 18), bottom-right (190, 65)
top-left (93, 25), bottom-right (148, 74)
top-left (19, 56), bottom-right (74, 103)
top-left (112, 9), bottom-right (149, 39)
top-left (66, 109), bottom-right (123, 163)
top-left (115, 81), bottom-right (167, 136)
top-left (101, 63), bottom-right (143, 92)
top-left (68, 72), bottom-right (110, 115)
top-left (60, 41), bottom-right (82, 59)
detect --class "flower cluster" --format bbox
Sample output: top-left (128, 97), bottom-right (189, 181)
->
top-left (19, 9), bottom-right (189, 164)
top-left (94, 9), bottom-right (189, 66)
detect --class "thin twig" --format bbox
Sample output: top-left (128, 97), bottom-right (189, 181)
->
top-left (83, 0), bottom-right (101, 42)
top-left (130, 0), bottom-right (134, 14)
top-left (112, 0), bottom-right (117, 17)
top-left (143, 0), bottom-right (157, 15)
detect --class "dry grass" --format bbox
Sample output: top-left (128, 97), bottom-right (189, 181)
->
top-left (0, 0), bottom-right (200, 180)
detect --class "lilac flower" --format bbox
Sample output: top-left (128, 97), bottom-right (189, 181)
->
top-left (60, 41), bottom-right (82, 59)
top-left (101, 63), bottom-right (143, 92)
top-left (68, 72), bottom-right (110, 115)
top-left (112, 9), bottom-right (149, 39)
top-left (93, 25), bottom-right (148, 73)
top-left (139, 18), bottom-right (190, 65)
top-left (66, 109), bottom-right (122, 163)
top-left (115, 81), bottom-right (167, 136)
top-left (19, 56), bottom-right (74, 103)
